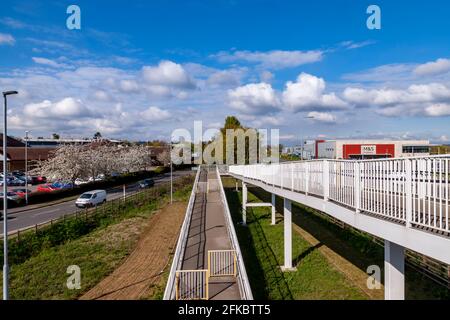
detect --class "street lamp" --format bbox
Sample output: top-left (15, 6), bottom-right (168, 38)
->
top-left (2, 90), bottom-right (18, 300)
top-left (169, 143), bottom-right (173, 204)
top-left (25, 131), bottom-right (29, 205)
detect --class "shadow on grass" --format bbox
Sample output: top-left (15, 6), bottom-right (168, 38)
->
top-left (224, 187), bottom-right (293, 300)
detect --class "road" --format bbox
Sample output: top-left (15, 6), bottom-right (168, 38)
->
top-left (1, 170), bottom-right (193, 235)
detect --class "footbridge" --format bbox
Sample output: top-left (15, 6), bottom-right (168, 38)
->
top-left (163, 166), bottom-right (253, 300)
top-left (227, 155), bottom-right (450, 300)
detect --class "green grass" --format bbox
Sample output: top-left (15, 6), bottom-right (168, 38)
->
top-left (222, 177), bottom-right (368, 300)
top-left (0, 178), bottom-right (193, 300)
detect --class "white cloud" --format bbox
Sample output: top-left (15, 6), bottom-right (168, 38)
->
top-left (213, 50), bottom-right (323, 69)
top-left (424, 103), bottom-right (450, 117)
top-left (119, 79), bottom-right (140, 93)
top-left (414, 58), bottom-right (450, 76)
top-left (343, 83), bottom-right (450, 108)
top-left (0, 33), bottom-right (15, 45)
top-left (228, 82), bottom-right (280, 115)
top-left (32, 57), bottom-right (68, 68)
top-left (140, 106), bottom-right (171, 121)
top-left (23, 98), bottom-right (92, 119)
top-left (142, 60), bottom-right (195, 89)
top-left (282, 73), bottom-right (348, 112)
top-left (342, 63), bottom-right (415, 83)
top-left (307, 111), bottom-right (337, 123)
top-left (339, 40), bottom-right (376, 50)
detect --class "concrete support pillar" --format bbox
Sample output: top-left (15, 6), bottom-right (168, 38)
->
top-left (242, 182), bottom-right (247, 226)
top-left (281, 198), bottom-right (296, 271)
top-left (271, 193), bottom-right (276, 225)
top-left (384, 240), bottom-right (405, 300)
top-left (235, 181), bottom-right (238, 192)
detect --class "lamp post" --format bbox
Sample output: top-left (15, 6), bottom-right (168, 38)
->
top-left (170, 143), bottom-right (173, 204)
top-left (2, 90), bottom-right (18, 300)
top-left (25, 131), bottom-right (29, 205)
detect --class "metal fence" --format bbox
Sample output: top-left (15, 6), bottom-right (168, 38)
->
top-left (208, 250), bottom-right (236, 277)
top-left (175, 269), bottom-right (209, 300)
top-left (216, 166), bottom-right (254, 300)
top-left (229, 155), bottom-right (450, 235)
top-left (163, 167), bottom-right (202, 300)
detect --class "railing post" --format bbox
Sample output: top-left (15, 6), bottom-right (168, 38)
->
top-left (405, 159), bottom-right (412, 227)
top-left (291, 163), bottom-right (294, 191)
top-left (242, 182), bottom-right (247, 226)
top-left (355, 161), bottom-right (361, 213)
top-left (305, 162), bottom-right (309, 195)
top-left (323, 160), bottom-right (329, 201)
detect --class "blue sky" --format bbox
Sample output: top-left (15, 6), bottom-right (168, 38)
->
top-left (0, 0), bottom-right (450, 144)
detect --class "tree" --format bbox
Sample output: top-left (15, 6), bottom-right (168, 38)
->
top-left (52, 133), bottom-right (60, 139)
top-left (94, 132), bottom-right (102, 140)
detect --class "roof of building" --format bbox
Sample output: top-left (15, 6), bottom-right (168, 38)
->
top-left (0, 147), bottom-right (54, 161)
top-left (0, 135), bottom-right (26, 147)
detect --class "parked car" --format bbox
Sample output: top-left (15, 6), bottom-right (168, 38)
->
top-left (139, 178), bottom-right (155, 189)
top-left (75, 190), bottom-right (107, 208)
top-left (9, 177), bottom-right (26, 186)
top-left (37, 184), bottom-right (58, 193)
top-left (74, 178), bottom-right (89, 186)
top-left (51, 181), bottom-right (74, 190)
top-left (12, 188), bottom-right (32, 198)
top-left (0, 191), bottom-right (22, 205)
top-left (30, 176), bottom-right (47, 185)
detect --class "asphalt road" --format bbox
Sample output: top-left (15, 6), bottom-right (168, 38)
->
top-left (1, 170), bottom-right (193, 235)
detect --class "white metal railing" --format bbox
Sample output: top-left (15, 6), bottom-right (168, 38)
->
top-left (208, 250), bottom-right (236, 277)
top-left (229, 155), bottom-right (450, 235)
top-left (175, 270), bottom-right (209, 300)
top-left (163, 166), bottom-right (202, 300)
top-left (216, 166), bottom-right (254, 300)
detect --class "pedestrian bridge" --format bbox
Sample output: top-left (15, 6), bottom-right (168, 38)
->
top-left (163, 166), bottom-right (252, 300)
top-left (227, 155), bottom-right (450, 300)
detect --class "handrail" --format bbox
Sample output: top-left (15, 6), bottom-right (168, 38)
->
top-left (216, 166), bottom-right (254, 300)
top-left (163, 165), bottom-right (202, 300)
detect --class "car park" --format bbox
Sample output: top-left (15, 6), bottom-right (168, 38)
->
top-left (30, 176), bottom-right (47, 185)
top-left (75, 190), bottom-right (107, 208)
top-left (0, 191), bottom-right (22, 205)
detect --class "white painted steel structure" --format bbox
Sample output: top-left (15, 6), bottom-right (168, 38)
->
top-left (228, 155), bottom-right (450, 299)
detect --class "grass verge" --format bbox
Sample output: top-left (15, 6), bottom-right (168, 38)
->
top-left (222, 177), bottom-right (368, 300)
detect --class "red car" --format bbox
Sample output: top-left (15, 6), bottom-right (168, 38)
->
top-left (37, 184), bottom-right (57, 193)
top-left (12, 188), bottom-right (32, 198)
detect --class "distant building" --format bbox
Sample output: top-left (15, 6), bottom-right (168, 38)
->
top-left (315, 139), bottom-right (430, 159)
top-left (22, 137), bottom-right (122, 148)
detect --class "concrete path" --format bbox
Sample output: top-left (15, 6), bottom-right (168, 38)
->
top-left (181, 168), bottom-right (240, 300)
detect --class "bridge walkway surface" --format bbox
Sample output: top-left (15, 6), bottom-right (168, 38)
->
top-left (181, 168), bottom-right (241, 300)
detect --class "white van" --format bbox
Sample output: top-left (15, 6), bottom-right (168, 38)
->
top-left (75, 190), bottom-right (107, 208)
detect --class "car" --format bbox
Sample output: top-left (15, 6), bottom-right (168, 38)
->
top-left (30, 176), bottom-right (47, 185)
top-left (51, 181), bottom-right (74, 190)
top-left (75, 190), bottom-right (107, 208)
top-left (74, 178), bottom-right (89, 186)
top-left (0, 191), bottom-right (22, 205)
top-left (12, 188), bottom-right (32, 198)
top-left (37, 184), bottom-right (58, 193)
top-left (9, 177), bottom-right (26, 186)
top-left (139, 178), bottom-right (155, 189)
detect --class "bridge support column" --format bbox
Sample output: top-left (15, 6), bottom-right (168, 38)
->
top-left (271, 194), bottom-right (276, 225)
top-left (242, 182), bottom-right (247, 226)
top-left (281, 198), bottom-right (296, 271)
top-left (384, 240), bottom-right (405, 300)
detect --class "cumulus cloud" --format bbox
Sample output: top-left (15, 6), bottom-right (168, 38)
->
top-left (0, 33), bottom-right (15, 45)
top-left (343, 83), bottom-right (450, 108)
top-left (282, 73), bottom-right (348, 112)
top-left (142, 60), bottom-right (195, 89)
top-left (228, 82), bottom-right (280, 115)
top-left (213, 50), bottom-right (323, 69)
top-left (140, 106), bottom-right (171, 121)
top-left (307, 111), bottom-right (337, 123)
top-left (23, 97), bottom-right (92, 119)
top-left (414, 58), bottom-right (450, 76)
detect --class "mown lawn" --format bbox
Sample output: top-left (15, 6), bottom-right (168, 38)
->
top-left (222, 177), bottom-right (368, 300)
top-left (0, 179), bottom-right (193, 300)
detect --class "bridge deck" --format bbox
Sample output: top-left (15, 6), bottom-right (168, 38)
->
top-left (181, 168), bottom-right (241, 300)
